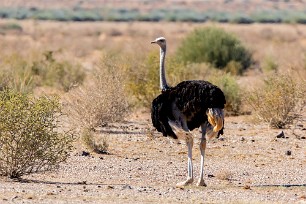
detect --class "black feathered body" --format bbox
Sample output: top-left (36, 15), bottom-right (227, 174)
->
top-left (151, 80), bottom-right (226, 139)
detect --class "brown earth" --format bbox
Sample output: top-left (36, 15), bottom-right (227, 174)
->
top-left (0, 110), bottom-right (305, 204)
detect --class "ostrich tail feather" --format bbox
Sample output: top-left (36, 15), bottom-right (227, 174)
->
top-left (207, 108), bottom-right (224, 132)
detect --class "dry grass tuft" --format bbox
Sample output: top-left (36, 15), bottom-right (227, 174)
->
top-left (215, 170), bottom-right (233, 181)
top-left (81, 129), bottom-right (109, 154)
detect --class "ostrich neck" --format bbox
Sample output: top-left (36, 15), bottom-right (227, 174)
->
top-left (160, 47), bottom-right (169, 91)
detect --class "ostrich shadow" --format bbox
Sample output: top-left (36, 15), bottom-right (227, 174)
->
top-left (242, 183), bottom-right (306, 188)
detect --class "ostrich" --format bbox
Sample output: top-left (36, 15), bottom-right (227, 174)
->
top-left (151, 37), bottom-right (226, 187)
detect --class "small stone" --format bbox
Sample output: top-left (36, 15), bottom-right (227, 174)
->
top-left (243, 185), bottom-right (251, 190)
top-left (286, 150), bottom-right (292, 156)
top-left (276, 131), bottom-right (285, 138)
top-left (107, 185), bottom-right (114, 189)
top-left (122, 185), bottom-right (132, 190)
top-left (81, 151), bottom-right (90, 157)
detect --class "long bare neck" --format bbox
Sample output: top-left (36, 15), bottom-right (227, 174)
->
top-left (160, 46), bottom-right (169, 91)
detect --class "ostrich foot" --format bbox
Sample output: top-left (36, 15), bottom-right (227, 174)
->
top-left (176, 177), bottom-right (194, 187)
top-left (196, 179), bottom-right (207, 187)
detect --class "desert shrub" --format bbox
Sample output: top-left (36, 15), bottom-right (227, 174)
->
top-left (81, 129), bottom-right (108, 154)
top-left (0, 89), bottom-right (74, 178)
top-left (262, 56), bottom-right (278, 73)
top-left (0, 52), bottom-right (85, 92)
top-left (126, 51), bottom-right (190, 107)
top-left (246, 73), bottom-right (305, 128)
top-left (230, 14), bottom-right (254, 24)
top-left (250, 10), bottom-right (283, 23)
top-left (176, 27), bottom-right (252, 74)
top-left (31, 51), bottom-right (86, 91)
top-left (208, 71), bottom-right (242, 115)
top-left (0, 54), bottom-right (35, 93)
top-left (0, 22), bottom-right (23, 34)
top-left (224, 60), bottom-right (243, 75)
top-left (65, 55), bottom-right (129, 131)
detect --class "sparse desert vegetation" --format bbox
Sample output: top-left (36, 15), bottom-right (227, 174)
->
top-left (0, 3), bottom-right (306, 202)
top-left (0, 89), bottom-right (74, 178)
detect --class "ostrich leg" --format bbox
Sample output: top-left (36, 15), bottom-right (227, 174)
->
top-left (168, 119), bottom-right (194, 187)
top-left (197, 123), bottom-right (208, 187)
top-left (176, 137), bottom-right (194, 187)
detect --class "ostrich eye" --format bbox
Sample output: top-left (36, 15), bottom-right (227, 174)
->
top-left (160, 39), bottom-right (165, 42)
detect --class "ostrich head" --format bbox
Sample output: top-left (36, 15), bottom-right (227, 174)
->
top-left (151, 37), bottom-right (166, 50)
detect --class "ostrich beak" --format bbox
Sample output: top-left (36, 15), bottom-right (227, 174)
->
top-left (151, 40), bottom-right (156, 44)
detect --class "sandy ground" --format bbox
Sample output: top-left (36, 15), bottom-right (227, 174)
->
top-left (0, 110), bottom-right (305, 204)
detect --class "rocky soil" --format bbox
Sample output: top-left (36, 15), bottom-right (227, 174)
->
top-left (0, 112), bottom-right (305, 204)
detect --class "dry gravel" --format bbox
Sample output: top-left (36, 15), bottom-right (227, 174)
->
top-left (0, 112), bottom-right (305, 204)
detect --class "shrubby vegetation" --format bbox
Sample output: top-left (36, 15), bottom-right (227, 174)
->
top-left (0, 89), bottom-right (74, 178)
top-left (176, 27), bottom-right (252, 74)
top-left (0, 51), bottom-right (85, 92)
top-left (0, 22), bottom-right (22, 34)
top-left (246, 73), bottom-right (305, 128)
top-left (65, 55), bottom-right (129, 131)
top-left (65, 55), bottom-right (129, 154)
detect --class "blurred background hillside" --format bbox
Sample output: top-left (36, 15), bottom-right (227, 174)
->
top-left (1, 0), bottom-right (306, 23)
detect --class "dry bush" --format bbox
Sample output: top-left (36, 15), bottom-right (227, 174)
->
top-left (0, 89), bottom-right (74, 178)
top-left (245, 73), bottom-right (305, 128)
top-left (65, 55), bottom-right (129, 131)
top-left (81, 129), bottom-right (109, 154)
top-left (215, 170), bottom-right (233, 181)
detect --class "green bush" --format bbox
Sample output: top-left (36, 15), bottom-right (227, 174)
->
top-left (176, 27), bottom-right (252, 74)
top-left (208, 71), bottom-right (242, 115)
top-left (0, 89), bottom-right (74, 178)
top-left (246, 73), bottom-right (305, 128)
